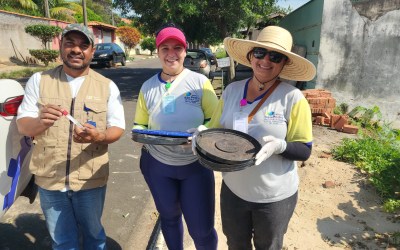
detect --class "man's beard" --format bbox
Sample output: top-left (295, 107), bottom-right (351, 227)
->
top-left (61, 53), bottom-right (91, 70)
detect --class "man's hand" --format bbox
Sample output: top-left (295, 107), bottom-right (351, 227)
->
top-left (73, 122), bottom-right (105, 144)
top-left (17, 103), bottom-right (63, 137)
top-left (255, 136), bottom-right (287, 165)
top-left (39, 104), bottom-right (63, 128)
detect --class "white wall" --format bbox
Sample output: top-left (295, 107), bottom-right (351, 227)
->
top-left (0, 11), bottom-right (45, 62)
top-left (317, 0), bottom-right (400, 127)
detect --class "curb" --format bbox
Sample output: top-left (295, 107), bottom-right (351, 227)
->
top-left (147, 217), bottom-right (164, 250)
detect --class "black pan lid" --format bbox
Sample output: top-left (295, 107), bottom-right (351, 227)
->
top-left (132, 133), bottom-right (189, 145)
top-left (196, 147), bottom-right (255, 172)
top-left (195, 128), bottom-right (261, 164)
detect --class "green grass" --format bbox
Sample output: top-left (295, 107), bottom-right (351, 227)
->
top-left (215, 48), bottom-right (227, 59)
top-left (0, 63), bottom-right (59, 79)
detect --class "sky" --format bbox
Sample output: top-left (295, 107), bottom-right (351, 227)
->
top-left (276, 0), bottom-right (311, 12)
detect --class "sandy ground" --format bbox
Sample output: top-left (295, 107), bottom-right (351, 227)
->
top-left (183, 125), bottom-right (400, 250)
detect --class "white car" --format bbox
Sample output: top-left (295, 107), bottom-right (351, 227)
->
top-left (0, 79), bottom-right (33, 219)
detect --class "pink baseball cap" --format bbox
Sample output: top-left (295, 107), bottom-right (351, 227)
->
top-left (156, 27), bottom-right (187, 49)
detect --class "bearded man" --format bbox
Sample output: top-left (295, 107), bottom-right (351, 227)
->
top-left (17, 23), bottom-right (125, 250)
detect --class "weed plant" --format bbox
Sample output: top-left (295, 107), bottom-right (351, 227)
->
top-left (332, 113), bottom-right (400, 213)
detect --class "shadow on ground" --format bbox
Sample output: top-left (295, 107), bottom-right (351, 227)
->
top-left (92, 66), bottom-right (161, 102)
top-left (0, 213), bottom-right (122, 250)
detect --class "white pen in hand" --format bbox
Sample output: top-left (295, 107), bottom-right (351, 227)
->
top-left (61, 110), bottom-right (84, 129)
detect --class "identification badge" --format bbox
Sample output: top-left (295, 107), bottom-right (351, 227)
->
top-left (162, 95), bottom-right (176, 114)
top-left (233, 112), bottom-right (248, 133)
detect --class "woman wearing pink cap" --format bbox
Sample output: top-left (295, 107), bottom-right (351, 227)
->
top-left (133, 23), bottom-right (218, 249)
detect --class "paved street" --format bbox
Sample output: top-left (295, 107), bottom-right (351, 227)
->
top-left (0, 58), bottom-right (163, 250)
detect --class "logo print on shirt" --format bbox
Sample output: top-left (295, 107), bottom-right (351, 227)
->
top-left (264, 110), bottom-right (285, 124)
top-left (184, 92), bottom-right (200, 104)
top-left (86, 96), bottom-right (101, 101)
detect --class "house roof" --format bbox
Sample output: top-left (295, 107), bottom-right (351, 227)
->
top-left (88, 21), bottom-right (117, 30)
top-left (120, 18), bottom-right (132, 25)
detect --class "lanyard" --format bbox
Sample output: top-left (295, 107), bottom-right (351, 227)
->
top-left (246, 80), bottom-right (280, 123)
top-left (148, 69), bottom-right (189, 128)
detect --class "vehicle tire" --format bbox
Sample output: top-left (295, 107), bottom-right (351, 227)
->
top-left (121, 56), bottom-right (126, 66)
top-left (108, 55), bottom-right (116, 68)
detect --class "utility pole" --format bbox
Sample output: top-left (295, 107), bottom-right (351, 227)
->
top-left (44, 0), bottom-right (50, 18)
top-left (111, 10), bottom-right (115, 26)
top-left (82, 0), bottom-right (88, 26)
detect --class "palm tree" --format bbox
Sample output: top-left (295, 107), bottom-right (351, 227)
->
top-left (32, 0), bottom-right (81, 22)
top-left (0, 0), bottom-right (38, 10)
top-left (44, 0), bottom-right (50, 17)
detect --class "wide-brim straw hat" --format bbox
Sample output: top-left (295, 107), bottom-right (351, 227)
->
top-left (224, 26), bottom-right (316, 81)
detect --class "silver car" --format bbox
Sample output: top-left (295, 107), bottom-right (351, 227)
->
top-left (184, 49), bottom-right (216, 79)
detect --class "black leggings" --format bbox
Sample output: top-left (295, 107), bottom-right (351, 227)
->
top-left (220, 181), bottom-right (297, 250)
top-left (140, 148), bottom-right (218, 250)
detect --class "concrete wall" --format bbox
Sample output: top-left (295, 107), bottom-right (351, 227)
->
top-left (279, 0), bottom-right (324, 89)
top-left (0, 10), bottom-right (47, 62)
top-left (318, 0), bottom-right (400, 127)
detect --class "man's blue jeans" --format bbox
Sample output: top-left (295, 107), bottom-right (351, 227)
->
top-left (38, 186), bottom-right (107, 250)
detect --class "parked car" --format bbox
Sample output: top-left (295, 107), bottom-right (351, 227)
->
top-left (184, 49), bottom-right (216, 79)
top-left (199, 48), bottom-right (217, 65)
top-left (0, 79), bottom-right (33, 220)
top-left (233, 63), bottom-right (253, 81)
top-left (91, 43), bottom-right (126, 68)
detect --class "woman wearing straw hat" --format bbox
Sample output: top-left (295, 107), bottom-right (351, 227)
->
top-left (133, 23), bottom-right (218, 250)
top-left (206, 26), bottom-right (316, 249)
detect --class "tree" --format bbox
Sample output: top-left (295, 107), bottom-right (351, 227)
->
top-left (140, 37), bottom-right (156, 56)
top-left (25, 24), bottom-right (62, 49)
top-left (0, 0), bottom-right (121, 25)
top-left (0, 0), bottom-right (38, 10)
top-left (86, 0), bottom-right (113, 24)
top-left (74, 7), bottom-right (103, 23)
top-left (113, 0), bottom-right (288, 45)
top-left (0, 0), bottom-right (39, 16)
top-left (25, 24), bottom-right (61, 66)
top-left (116, 26), bottom-right (141, 56)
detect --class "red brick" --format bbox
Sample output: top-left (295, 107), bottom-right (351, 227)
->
top-left (334, 116), bottom-right (348, 131)
top-left (326, 99), bottom-right (336, 108)
top-left (306, 93), bottom-right (318, 98)
top-left (322, 112), bottom-right (331, 118)
top-left (342, 124), bottom-right (359, 134)
top-left (320, 93), bottom-right (332, 98)
top-left (330, 114), bottom-right (341, 128)
top-left (307, 98), bottom-right (319, 104)
top-left (315, 116), bottom-right (324, 125)
top-left (315, 103), bottom-right (326, 108)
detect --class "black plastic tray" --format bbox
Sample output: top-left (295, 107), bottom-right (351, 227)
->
top-left (196, 147), bottom-right (255, 172)
top-left (132, 133), bottom-right (189, 145)
top-left (195, 128), bottom-right (261, 165)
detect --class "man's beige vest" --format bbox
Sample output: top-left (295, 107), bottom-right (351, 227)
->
top-left (30, 66), bottom-right (111, 191)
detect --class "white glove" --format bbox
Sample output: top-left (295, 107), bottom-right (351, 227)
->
top-left (132, 125), bottom-right (146, 130)
top-left (187, 125), bottom-right (208, 155)
top-left (255, 136), bottom-right (287, 165)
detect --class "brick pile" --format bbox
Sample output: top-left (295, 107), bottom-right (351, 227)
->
top-left (302, 89), bottom-right (358, 134)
